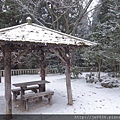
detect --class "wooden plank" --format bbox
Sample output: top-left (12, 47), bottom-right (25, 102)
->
top-left (4, 44), bottom-right (12, 119)
top-left (11, 86), bottom-right (40, 100)
top-left (23, 91), bottom-right (54, 111)
top-left (23, 91), bottom-right (54, 100)
top-left (12, 86), bottom-right (39, 91)
top-left (13, 80), bottom-right (50, 87)
top-left (11, 88), bottom-right (21, 92)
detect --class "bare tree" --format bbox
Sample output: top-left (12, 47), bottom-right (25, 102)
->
top-left (14, 0), bottom-right (95, 37)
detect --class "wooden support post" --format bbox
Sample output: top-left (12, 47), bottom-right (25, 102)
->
top-left (0, 53), bottom-right (3, 83)
top-left (65, 47), bottom-right (73, 105)
top-left (40, 49), bottom-right (45, 92)
top-left (0, 69), bottom-right (1, 83)
top-left (4, 44), bottom-right (12, 119)
top-left (51, 47), bottom-right (73, 105)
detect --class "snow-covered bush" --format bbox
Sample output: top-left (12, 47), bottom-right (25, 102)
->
top-left (85, 73), bottom-right (98, 84)
top-left (108, 72), bottom-right (116, 77)
top-left (101, 79), bottom-right (119, 88)
top-left (70, 66), bottom-right (82, 79)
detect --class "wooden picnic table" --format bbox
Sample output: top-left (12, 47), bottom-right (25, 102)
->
top-left (12, 80), bottom-right (50, 100)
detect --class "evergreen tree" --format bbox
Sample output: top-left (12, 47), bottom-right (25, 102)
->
top-left (0, 0), bottom-right (23, 28)
top-left (83, 0), bottom-right (120, 79)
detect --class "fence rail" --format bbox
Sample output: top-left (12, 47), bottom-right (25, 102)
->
top-left (0, 67), bottom-right (97, 77)
top-left (0, 69), bottom-right (40, 77)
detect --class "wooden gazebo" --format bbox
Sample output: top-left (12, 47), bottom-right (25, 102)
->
top-left (0, 17), bottom-right (96, 118)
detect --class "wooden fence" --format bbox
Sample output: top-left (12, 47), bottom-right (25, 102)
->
top-left (0, 67), bottom-right (97, 77)
top-left (0, 69), bottom-right (40, 77)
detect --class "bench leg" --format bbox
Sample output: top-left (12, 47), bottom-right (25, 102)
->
top-left (21, 88), bottom-right (25, 99)
top-left (21, 88), bottom-right (25, 104)
top-left (24, 99), bottom-right (29, 111)
top-left (31, 88), bottom-right (37, 93)
top-left (13, 91), bottom-right (20, 101)
top-left (13, 92), bottom-right (17, 101)
top-left (48, 95), bottom-right (52, 104)
top-left (39, 96), bottom-right (42, 102)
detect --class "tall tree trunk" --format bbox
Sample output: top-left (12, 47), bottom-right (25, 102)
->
top-left (98, 58), bottom-right (102, 80)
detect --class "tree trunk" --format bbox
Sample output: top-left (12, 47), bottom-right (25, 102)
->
top-left (98, 58), bottom-right (101, 80)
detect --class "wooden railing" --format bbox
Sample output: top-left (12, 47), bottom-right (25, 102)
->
top-left (77, 67), bottom-right (97, 72)
top-left (0, 69), bottom-right (40, 77)
top-left (0, 67), bottom-right (97, 77)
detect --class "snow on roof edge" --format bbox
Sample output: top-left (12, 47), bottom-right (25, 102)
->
top-left (32, 23), bottom-right (97, 46)
top-left (0, 23), bottom-right (97, 46)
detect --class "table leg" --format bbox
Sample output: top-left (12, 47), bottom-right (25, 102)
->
top-left (21, 87), bottom-right (25, 100)
top-left (38, 84), bottom-right (45, 92)
top-left (38, 85), bottom-right (42, 92)
top-left (38, 85), bottom-right (43, 101)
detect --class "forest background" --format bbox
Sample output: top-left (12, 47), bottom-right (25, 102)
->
top-left (0, 0), bottom-right (119, 77)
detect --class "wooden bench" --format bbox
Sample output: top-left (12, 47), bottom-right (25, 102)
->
top-left (22, 91), bottom-right (54, 111)
top-left (11, 86), bottom-right (39, 100)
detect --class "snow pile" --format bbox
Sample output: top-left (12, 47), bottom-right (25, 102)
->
top-left (85, 73), bottom-right (98, 83)
top-left (101, 79), bottom-right (119, 88)
top-left (84, 72), bottom-right (120, 88)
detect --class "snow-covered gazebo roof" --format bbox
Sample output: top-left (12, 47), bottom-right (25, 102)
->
top-left (0, 19), bottom-right (96, 47)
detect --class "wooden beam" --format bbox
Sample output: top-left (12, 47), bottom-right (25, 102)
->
top-left (31, 50), bottom-right (44, 64)
top-left (12, 47), bottom-right (30, 65)
top-left (65, 47), bottom-right (73, 105)
top-left (50, 48), bottom-right (66, 64)
top-left (4, 44), bottom-right (12, 119)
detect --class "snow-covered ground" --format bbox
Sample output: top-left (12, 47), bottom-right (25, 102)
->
top-left (0, 72), bottom-right (120, 114)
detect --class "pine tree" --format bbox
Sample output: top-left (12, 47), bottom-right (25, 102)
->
top-left (0, 0), bottom-right (22, 28)
top-left (83, 0), bottom-right (120, 79)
